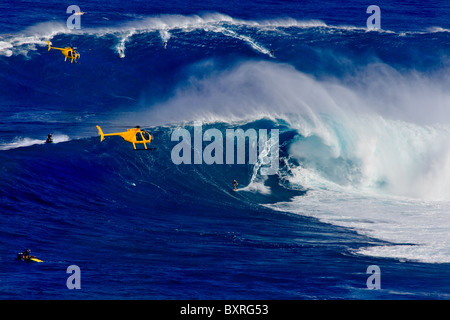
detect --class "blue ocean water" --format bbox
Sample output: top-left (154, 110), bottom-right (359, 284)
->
top-left (1, 0), bottom-right (450, 300)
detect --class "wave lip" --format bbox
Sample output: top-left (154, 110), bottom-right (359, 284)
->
top-left (0, 21), bottom-right (68, 57)
top-left (0, 12), bottom-right (407, 58)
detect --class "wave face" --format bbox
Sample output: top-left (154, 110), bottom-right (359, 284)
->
top-left (2, 1), bottom-right (450, 299)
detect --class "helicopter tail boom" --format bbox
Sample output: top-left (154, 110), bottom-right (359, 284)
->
top-left (47, 41), bottom-right (66, 52)
top-left (96, 126), bottom-right (129, 141)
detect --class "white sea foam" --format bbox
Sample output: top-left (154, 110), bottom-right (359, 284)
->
top-left (426, 26), bottom-right (450, 33)
top-left (267, 190), bottom-right (450, 263)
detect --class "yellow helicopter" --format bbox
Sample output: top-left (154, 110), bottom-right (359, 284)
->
top-left (96, 126), bottom-right (152, 150)
top-left (47, 41), bottom-right (80, 63)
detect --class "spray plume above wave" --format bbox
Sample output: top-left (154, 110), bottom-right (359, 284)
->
top-left (129, 60), bottom-right (450, 200)
top-left (116, 55), bottom-right (450, 263)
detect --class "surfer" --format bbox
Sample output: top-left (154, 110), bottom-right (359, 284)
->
top-left (233, 180), bottom-right (238, 191)
top-left (163, 41), bottom-right (167, 49)
top-left (16, 249), bottom-right (43, 262)
top-left (46, 133), bottom-right (53, 143)
top-left (16, 249), bottom-right (31, 261)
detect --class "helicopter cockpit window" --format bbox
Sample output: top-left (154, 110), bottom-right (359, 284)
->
top-left (136, 133), bottom-right (143, 141)
top-left (142, 132), bottom-right (150, 140)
